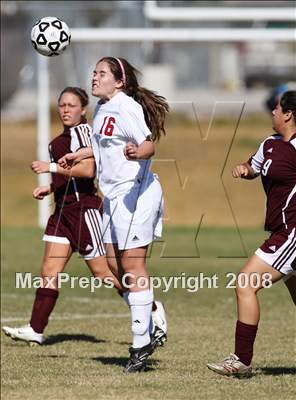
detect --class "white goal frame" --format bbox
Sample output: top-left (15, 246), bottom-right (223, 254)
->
top-left (144, 1), bottom-right (296, 22)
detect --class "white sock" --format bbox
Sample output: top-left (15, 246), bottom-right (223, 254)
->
top-left (128, 288), bottom-right (153, 349)
top-left (124, 290), bottom-right (154, 335)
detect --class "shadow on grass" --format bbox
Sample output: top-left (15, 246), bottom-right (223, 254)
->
top-left (256, 367), bottom-right (296, 376)
top-left (43, 333), bottom-right (106, 345)
top-left (92, 356), bottom-right (128, 367)
top-left (92, 356), bottom-right (159, 371)
top-left (115, 341), bottom-right (131, 346)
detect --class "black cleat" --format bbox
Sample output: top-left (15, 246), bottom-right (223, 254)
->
top-left (151, 326), bottom-right (167, 349)
top-left (124, 342), bottom-right (154, 373)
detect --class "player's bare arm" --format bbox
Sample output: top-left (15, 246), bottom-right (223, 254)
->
top-left (124, 139), bottom-right (155, 160)
top-left (31, 158), bottom-right (95, 178)
top-left (232, 162), bottom-right (256, 180)
top-left (61, 158), bottom-right (96, 178)
top-left (58, 146), bottom-right (93, 168)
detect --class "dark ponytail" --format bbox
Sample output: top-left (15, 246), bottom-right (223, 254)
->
top-left (133, 86), bottom-right (169, 141)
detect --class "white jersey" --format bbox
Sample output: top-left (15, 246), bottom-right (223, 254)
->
top-left (92, 92), bottom-right (152, 199)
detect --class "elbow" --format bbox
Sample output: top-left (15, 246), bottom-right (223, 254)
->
top-left (84, 167), bottom-right (95, 178)
top-left (149, 143), bottom-right (155, 158)
top-left (88, 164), bottom-right (96, 178)
top-left (146, 150), bottom-right (155, 159)
top-left (82, 160), bottom-right (96, 178)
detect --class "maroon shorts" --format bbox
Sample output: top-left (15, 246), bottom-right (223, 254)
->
top-left (255, 228), bottom-right (296, 275)
top-left (43, 203), bottom-right (105, 259)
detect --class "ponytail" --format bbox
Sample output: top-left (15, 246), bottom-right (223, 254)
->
top-left (133, 87), bottom-right (169, 141)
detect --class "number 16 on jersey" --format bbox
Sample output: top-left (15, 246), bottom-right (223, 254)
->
top-left (100, 116), bottom-right (116, 136)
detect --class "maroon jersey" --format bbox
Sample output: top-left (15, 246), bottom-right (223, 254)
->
top-left (248, 134), bottom-right (296, 232)
top-left (49, 119), bottom-right (100, 209)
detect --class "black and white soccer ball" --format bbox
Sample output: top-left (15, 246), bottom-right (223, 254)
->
top-left (31, 17), bottom-right (71, 57)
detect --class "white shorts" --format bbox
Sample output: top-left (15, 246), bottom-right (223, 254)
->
top-left (103, 174), bottom-right (163, 250)
top-left (255, 228), bottom-right (296, 275)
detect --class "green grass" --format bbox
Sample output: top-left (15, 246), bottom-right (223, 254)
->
top-left (1, 227), bottom-right (295, 400)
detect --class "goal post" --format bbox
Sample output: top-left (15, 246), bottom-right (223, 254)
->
top-left (37, 54), bottom-right (50, 228)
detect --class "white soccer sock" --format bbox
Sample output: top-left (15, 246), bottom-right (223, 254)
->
top-left (128, 288), bottom-right (153, 349)
top-left (122, 290), bottom-right (154, 336)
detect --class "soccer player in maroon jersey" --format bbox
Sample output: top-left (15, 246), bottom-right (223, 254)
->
top-left (207, 90), bottom-right (296, 377)
top-left (2, 87), bottom-right (122, 345)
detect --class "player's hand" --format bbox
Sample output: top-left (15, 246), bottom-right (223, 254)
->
top-left (232, 164), bottom-right (249, 178)
top-left (31, 161), bottom-right (50, 174)
top-left (58, 153), bottom-right (76, 169)
top-left (33, 185), bottom-right (51, 200)
top-left (124, 142), bottom-right (138, 160)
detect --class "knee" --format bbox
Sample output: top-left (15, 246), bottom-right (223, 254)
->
top-left (92, 266), bottom-right (107, 280)
top-left (235, 278), bottom-right (259, 299)
top-left (41, 261), bottom-right (64, 280)
top-left (41, 267), bottom-right (59, 279)
top-left (122, 258), bottom-right (144, 275)
top-left (92, 270), bottom-right (116, 286)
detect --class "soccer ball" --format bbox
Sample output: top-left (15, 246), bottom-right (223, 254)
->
top-left (31, 16), bottom-right (71, 57)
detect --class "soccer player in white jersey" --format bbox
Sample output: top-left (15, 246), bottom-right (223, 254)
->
top-left (59, 57), bottom-right (169, 372)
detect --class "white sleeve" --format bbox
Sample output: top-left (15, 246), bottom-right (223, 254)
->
top-left (91, 133), bottom-right (101, 175)
top-left (120, 103), bottom-right (152, 145)
top-left (248, 141), bottom-right (265, 175)
top-left (70, 124), bottom-right (92, 152)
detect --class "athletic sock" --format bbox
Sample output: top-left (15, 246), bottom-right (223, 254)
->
top-left (235, 320), bottom-right (258, 366)
top-left (128, 289), bottom-right (153, 349)
top-left (30, 288), bottom-right (59, 334)
top-left (120, 288), bottom-right (157, 312)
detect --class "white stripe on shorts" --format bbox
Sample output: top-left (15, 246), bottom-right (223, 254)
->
top-left (89, 209), bottom-right (105, 255)
top-left (42, 234), bottom-right (70, 244)
top-left (273, 231), bottom-right (296, 271)
top-left (256, 228), bottom-right (296, 275)
top-left (282, 184), bottom-right (296, 229)
top-left (84, 209), bottom-right (105, 257)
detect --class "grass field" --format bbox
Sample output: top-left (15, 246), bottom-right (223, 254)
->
top-left (1, 227), bottom-right (295, 400)
top-left (1, 115), bottom-right (296, 399)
